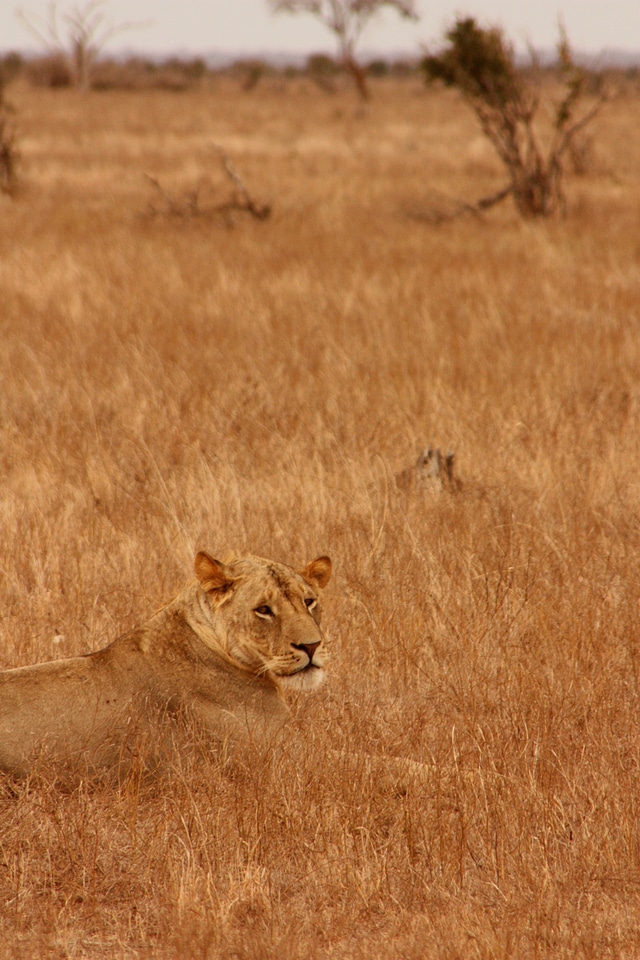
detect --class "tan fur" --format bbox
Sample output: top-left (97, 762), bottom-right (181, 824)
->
top-left (0, 551), bottom-right (332, 778)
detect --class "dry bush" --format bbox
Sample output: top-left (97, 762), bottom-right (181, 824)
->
top-left (422, 19), bottom-right (607, 217)
top-left (306, 53), bottom-right (340, 93)
top-left (0, 52), bottom-right (25, 87)
top-left (0, 80), bottom-right (19, 195)
top-left (1, 76), bottom-right (640, 958)
top-left (24, 52), bottom-right (73, 87)
top-left (143, 150), bottom-right (271, 225)
top-left (23, 53), bottom-right (205, 91)
top-left (0, 116), bottom-right (18, 194)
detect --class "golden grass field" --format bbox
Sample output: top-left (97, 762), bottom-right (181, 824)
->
top-left (1, 72), bottom-right (640, 957)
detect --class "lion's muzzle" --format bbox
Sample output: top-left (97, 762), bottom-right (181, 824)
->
top-left (292, 641), bottom-right (321, 666)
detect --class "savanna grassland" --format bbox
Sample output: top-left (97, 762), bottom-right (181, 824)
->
top-left (1, 71), bottom-right (640, 958)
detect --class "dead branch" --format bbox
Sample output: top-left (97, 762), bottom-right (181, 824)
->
top-left (406, 185), bottom-right (512, 225)
top-left (216, 148), bottom-right (271, 221)
top-left (553, 91), bottom-right (609, 161)
top-left (143, 174), bottom-right (202, 218)
top-left (143, 150), bottom-right (271, 226)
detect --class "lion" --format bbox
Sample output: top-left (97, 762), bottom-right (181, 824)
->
top-left (0, 550), bottom-right (332, 778)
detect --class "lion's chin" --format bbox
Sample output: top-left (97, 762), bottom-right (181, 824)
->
top-left (278, 666), bottom-right (325, 692)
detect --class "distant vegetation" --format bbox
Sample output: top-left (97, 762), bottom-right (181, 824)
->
top-left (1, 47), bottom-right (630, 96)
top-left (268, 0), bottom-right (419, 100)
top-left (16, 0), bottom-right (148, 89)
top-left (0, 48), bottom-right (423, 91)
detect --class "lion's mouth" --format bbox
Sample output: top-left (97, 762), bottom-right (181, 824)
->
top-left (279, 663), bottom-right (325, 691)
top-left (274, 663), bottom-right (322, 679)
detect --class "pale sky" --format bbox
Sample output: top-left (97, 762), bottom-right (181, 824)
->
top-left (2, 0), bottom-right (639, 57)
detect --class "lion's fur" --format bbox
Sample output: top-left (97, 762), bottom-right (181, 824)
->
top-left (0, 551), bottom-right (332, 778)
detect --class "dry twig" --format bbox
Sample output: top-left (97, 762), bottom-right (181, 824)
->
top-left (144, 148), bottom-right (271, 225)
top-left (407, 185), bottom-right (512, 224)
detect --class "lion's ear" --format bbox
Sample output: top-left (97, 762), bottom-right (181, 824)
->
top-left (195, 551), bottom-right (235, 595)
top-left (301, 556), bottom-right (332, 590)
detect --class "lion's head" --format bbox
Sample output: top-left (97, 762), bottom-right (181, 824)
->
top-left (193, 551), bottom-right (332, 692)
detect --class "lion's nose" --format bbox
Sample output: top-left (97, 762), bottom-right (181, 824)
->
top-left (294, 641), bottom-right (320, 664)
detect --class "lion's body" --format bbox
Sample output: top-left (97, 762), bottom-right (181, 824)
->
top-left (0, 552), bottom-right (331, 777)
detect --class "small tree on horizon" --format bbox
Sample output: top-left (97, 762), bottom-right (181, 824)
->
top-left (17, 0), bottom-right (148, 90)
top-left (269, 0), bottom-right (419, 100)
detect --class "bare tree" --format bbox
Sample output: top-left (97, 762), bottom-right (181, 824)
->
top-left (422, 18), bottom-right (607, 218)
top-left (17, 1), bottom-right (148, 90)
top-left (269, 0), bottom-right (419, 100)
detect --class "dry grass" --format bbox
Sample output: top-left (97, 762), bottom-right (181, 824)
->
top-left (1, 75), bottom-right (640, 958)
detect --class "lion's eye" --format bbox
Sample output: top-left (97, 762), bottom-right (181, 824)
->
top-left (254, 605), bottom-right (274, 618)
top-left (304, 597), bottom-right (317, 610)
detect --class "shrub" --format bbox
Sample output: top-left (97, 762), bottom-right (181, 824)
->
top-left (422, 18), bottom-right (606, 218)
top-left (0, 52), bottom-right (24, 87)
top-left (25, 53), bottom-right (73, 88)
top-left (90, 57), bottom-right (204, 92)
top-left (0, 71), bottom-right (19, 195)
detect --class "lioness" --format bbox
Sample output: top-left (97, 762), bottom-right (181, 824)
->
top-left (0, 551), bottom-right (332, 777)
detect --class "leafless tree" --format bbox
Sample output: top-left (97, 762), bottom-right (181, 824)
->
top-left (269, 0), bottom-right (419, 100)
top-left (17, 1), bottom-right (148, 90)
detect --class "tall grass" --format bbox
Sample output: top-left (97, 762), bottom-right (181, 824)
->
top-left (1, 76), bottom-right (639, 957)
